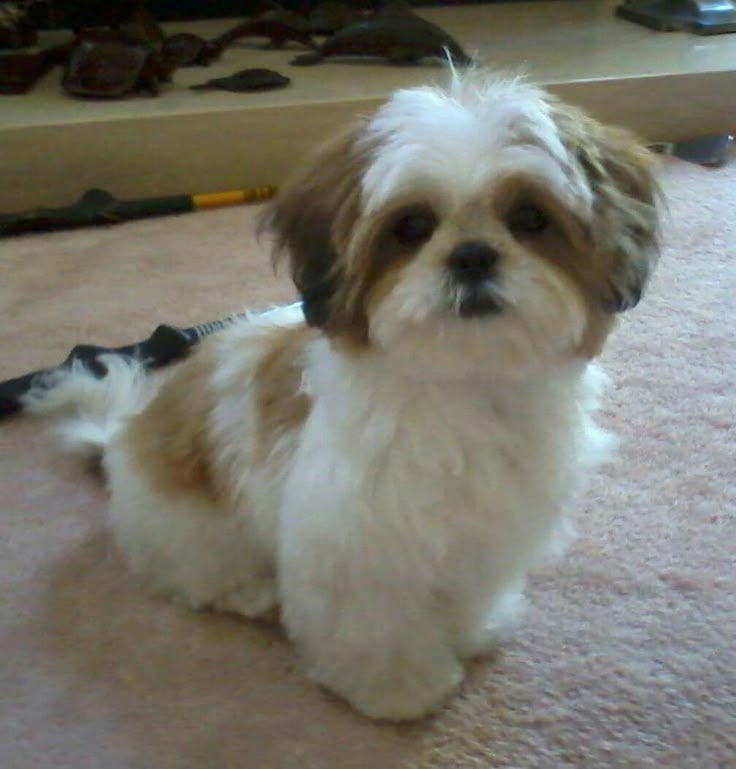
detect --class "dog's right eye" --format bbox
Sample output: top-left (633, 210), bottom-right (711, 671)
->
top-left (392, 208), bottom-right (438, 246)
top-left (507, 202), bottom-right (549, 236)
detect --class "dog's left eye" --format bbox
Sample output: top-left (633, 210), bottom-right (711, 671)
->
top-left (392, 208), bottom-right (438, 246)
top-left (507, 203), bottom-right (549, 235)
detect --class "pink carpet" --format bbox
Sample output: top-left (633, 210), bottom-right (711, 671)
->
top-left (1, 157), bottom-right (734, 768)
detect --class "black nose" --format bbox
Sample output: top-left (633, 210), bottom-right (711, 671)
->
top-left (447, 241), bottom-right (499, 283)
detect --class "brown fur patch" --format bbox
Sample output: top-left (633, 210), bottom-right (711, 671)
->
top-left (489, 102), bottom-right (660, 354)
top-left (487, 176), bottom-right (617, 358)
top-left (550, 101), bottom-right (661, 313)
top-left (253, 324), bottom-right (315, 466)
top-left (125, 343), bottom-right (227, 505)
top-left (261, 122), bottom-right (382, 347)
top-left (333, 198), bottom-right (437, 345)
top-left (576, 310), bottom-right (616, 359)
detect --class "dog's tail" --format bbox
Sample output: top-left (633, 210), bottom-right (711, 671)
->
top-left (22, 355), bottom-right (152, 459)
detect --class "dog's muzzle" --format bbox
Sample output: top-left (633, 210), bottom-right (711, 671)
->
top-left (447, 241), bottom-right (504, 318)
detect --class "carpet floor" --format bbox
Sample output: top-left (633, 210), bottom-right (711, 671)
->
top-left (1, 157), bottom-right (734, 769)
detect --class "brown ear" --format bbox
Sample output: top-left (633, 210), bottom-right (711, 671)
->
top-left (259, 123), bottom-right (369, 329)
top-left (553, 104), bottom-right (661, 313)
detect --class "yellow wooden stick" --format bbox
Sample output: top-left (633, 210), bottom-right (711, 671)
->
top-left (192, 186), bottom-right (278, 209)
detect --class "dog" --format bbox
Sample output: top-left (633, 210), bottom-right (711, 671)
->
top-left (25, 70), bottom-right (660, 721)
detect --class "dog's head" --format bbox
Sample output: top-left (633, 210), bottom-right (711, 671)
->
top-left (263, 72), bottom-right (660, 379)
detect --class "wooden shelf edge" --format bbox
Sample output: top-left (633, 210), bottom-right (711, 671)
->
top-left (3, 69), bottom-right (735, 211)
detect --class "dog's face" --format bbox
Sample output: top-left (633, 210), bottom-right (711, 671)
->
top-left (264, 73), bottom-right (660, 379)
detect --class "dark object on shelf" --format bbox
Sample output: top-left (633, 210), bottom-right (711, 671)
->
top-left (308, 1), bottom-right (361, 35)
top-left (214, 7), bottom-right (315, 50)
top-left (62, 30), bottom-right (176, 97)
top-left (378, 0), bottom-right (415, 16)
top-left (190, 66), bottom-right (290, 92)
top-left (615, 1), bottom-right (736, 34)
top-left (0, 1), bottom-right (37, 48)
top-left (0, 36), bottom-right (70, 92)
top-left (161, 32), bottom-right (224, 67)
top-left (0, 48), bottom-right (52, 92)
top-left (291, 12), bottom-right (473, 66)
top-left (48, 0), bottom-right (139, 32)
top-left (0, 313), bottom-right (260, 419)
top-left (648, 134), bottom-right (734, 166)
top-left (117, 1), bottom-right (165, 45)
top-left (0, 185), bottom-right (278, 238)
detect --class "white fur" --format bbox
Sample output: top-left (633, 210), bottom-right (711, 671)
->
top-left (25, 75), bottom-right (636, 721)
top-left (359, 72), bottom-right (591, 217)
top-left (23, 355), bottom-right (152, 457)
top-left (278, 341), bottom-right (613, 719)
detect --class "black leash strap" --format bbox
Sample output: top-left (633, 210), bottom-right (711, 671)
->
top-left (0, 314), bottom-right (246, 419)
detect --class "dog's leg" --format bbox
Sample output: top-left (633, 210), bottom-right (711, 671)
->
top-left (105, 443), bottom-right (277, 618)
top-left (278, 535), bottom-right (464, 720)
top-left (448, 583), bottom-right (527, 659)
top-left (210, 571), bottom-right (278, 619)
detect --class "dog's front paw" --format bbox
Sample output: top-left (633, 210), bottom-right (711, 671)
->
top-left (211, 577), bottom-right (278, 620)
top-left (316, 653), bottom-right (465, 721)
top-left (454, 588), bottom-right (527, 659)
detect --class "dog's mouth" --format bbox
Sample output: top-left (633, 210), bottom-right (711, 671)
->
top-left (449, 283), bottom-right (506, 318)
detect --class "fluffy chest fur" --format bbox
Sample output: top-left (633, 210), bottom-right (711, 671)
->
top-left (122, 309), bottom-right (611, 588)
top-left (274, 335), bottom-right (612, 585)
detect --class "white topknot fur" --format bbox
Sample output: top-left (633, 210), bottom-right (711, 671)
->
top-left (360, 72), bottom-right (579, 214)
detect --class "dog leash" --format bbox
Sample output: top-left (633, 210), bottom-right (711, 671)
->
top-left (0, 314), bottom-right (246, 419)
top-left (0, 303), bottom-right (305, 420)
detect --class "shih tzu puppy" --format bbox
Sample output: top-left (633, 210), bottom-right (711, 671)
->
top-left (26, 70), bottom-right (660, 721)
